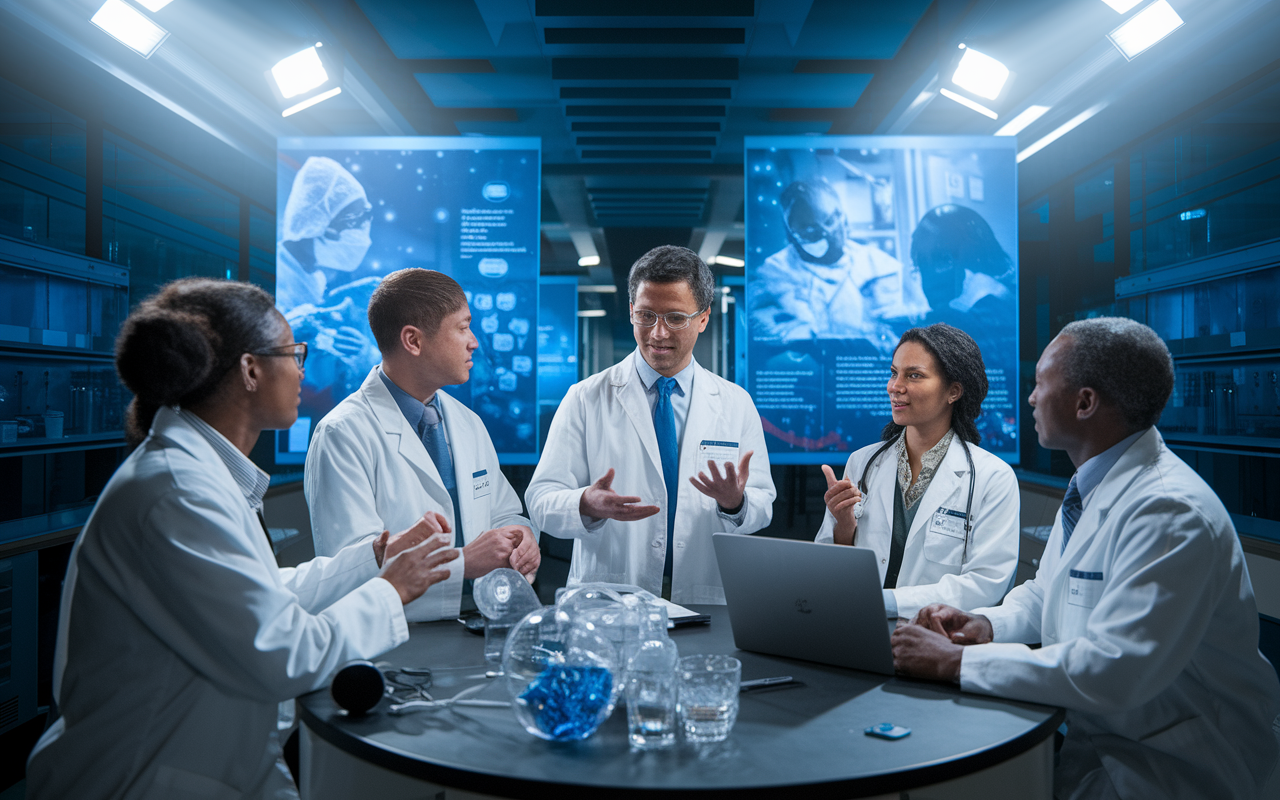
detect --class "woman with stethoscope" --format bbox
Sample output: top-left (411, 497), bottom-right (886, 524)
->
top-left (816, 323), bottom-right (1019, 621)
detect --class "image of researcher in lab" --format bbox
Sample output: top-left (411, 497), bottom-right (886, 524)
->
top-left (527, 246), bottom-right (776, 604)
top-left (910, 204), bottom-right (1014, 325)
top-left (26, 278), bottom-right (457, 799)
top-left (305, 268), bottom-right (538, 623)
top-left (816, 323), bottom-right (1019, 621)
top-left (750, 180), bottom-right (914, 346)
top-left (892, 318), bottom-right (1280, 799)
top-left (276, 156), bottom-right (378, 403)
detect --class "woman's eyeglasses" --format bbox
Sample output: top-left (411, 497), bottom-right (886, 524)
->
top-left (252, 342), bottom-right (308, 369)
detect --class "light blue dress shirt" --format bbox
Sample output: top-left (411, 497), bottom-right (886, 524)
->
top-left (1072, 429), bottom-right (1146, 511)
top-left (634, 356), bottom-right (748, 523)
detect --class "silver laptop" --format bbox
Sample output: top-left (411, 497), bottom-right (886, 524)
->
top-left (712, 533), bottom-right (895, 675)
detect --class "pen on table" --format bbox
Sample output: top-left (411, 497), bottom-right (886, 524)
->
top-left (740, 676), bottom-right (796, 691)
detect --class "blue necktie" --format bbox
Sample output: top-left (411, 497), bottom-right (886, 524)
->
top-left (420, 402), bottom-right (464, 550)
top-left (654, 377), bottom-right (679, 582)
top-left (1060, 475), bottom-right (1082, 554)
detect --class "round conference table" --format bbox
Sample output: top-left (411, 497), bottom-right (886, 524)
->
top-left (297, 606), bottom-right (1064, 800)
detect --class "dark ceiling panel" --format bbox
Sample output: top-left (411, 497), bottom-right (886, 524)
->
top-left (552, 58), bottom-right (738, 81)
top-left (576, 136), bottom-right (719, 146)
top-left (561, 87), bottom-right (732, 99)
top-left (589, 188), bottom-right (708, 195)
top-left (571, 122), bottom-right (722, 132)
top-left (568, 106), bottom-right (726, 117)
top-left (400, 59), bottom-right (495, 73)
top-left (536, 0), bottom-right (754, 16)
top-left (769, 108), bottom-right (843, 121)
top-left (448, 108), bottom-right (521, 121)
top-left (583, 150), bottom-right (713, 159)
top-left (795, 60), bottom-right (886, 74)
top-left (544, 28), bottom-right (746, 45)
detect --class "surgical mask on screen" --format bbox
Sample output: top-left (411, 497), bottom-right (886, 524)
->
top-left (314, 225), bottom-right (371, 272)
top-left (799, 238), bottom-right (830, 259)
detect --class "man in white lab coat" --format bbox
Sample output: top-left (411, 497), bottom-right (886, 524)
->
top-left (892, 317), bottom-right (1280, 799)
top-left (305, 268), bottom-right (538, 621)
top-left (526, 246), bottom-right (776, 604)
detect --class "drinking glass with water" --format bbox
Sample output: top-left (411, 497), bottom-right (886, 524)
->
top-left (677, 655), bottom-right (741, 743)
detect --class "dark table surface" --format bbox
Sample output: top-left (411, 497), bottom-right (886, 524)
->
top-left (298, 606), bottom-right (1064, 799)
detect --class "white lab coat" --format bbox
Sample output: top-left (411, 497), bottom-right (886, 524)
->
top-left (749, 241), bottom-right (922, 343)
top-left (306, 366), bottom-right (532, 622)
top-left (961, 428), bottom-right (1280, 799)
top-left (25, 406), bottom-right (407, 800)
top-left (816, 437), bottom-right (1019, 619)
top-left (526, 352), bottom-right (776, 605)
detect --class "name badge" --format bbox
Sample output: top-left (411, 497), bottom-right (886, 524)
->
top-left (698, 439), bottom-right (740, 466)
top-left (472, 469), bottom-right (492, 500)
top-left (1068, 570), bottom-right (1103, 608)
top-left (928, 508), bottom-right (966, 540)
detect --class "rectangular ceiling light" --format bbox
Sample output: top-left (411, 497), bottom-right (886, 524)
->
top-left (90, 0), bottom-right (170, 59)
top-left (711, 255), bottom-right (744, 267)
top-left (939, 88), bottom-right (998, 120)
top-left (1108, 0), bottom-right (1184, 61)
top-left (271, 45), bottom-right (330, 99)
top-left (577, 255), bottom-right (601, 267)
top-left (951, 46), bottom-right (1009, 100)
top-left (995, 105), bottom-right (1050, 136)
top-left (1101, 0), bottom-right (1143, 11)
top-left (135, 0), bottom-right (174, 10)
top-left (282, 86), bottom-right (342, 118)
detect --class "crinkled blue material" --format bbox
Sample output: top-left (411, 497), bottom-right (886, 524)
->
top-left (518, 665), bottom-right (613, 740)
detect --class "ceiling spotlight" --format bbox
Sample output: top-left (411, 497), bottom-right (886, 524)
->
top-left (90, 0), bottom-right (170, 59)
top-left (135, 0), bottom-right (174, 10)
top-left (940, 88), bottom-right (998, 120)
top-left (577, 309), bottom-right (607, 318)
top-left (951, 46), bottom-right (1010, 101)
top-left (711, 255), bottom-right (744, 268)
top-left (1100, 0), bottom-right (1143, 11)
top-left (995, 105), bottom-right (1050, 136)
top-left (577, 255), bottom-right (601, 267)
top-left (271, 45), bottom-right (330, 99)
top-left (1108, 0), bottom-right (1184, 61)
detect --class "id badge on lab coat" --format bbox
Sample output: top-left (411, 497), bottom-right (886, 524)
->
top-left (472, 469), bottom-right (492, 500)
top-left (698, 440), bottom-right (739, 466)
top-left (928, 508), bottom-right (967, 539)
top-left (1068, 569), bottom-right (1103, 608)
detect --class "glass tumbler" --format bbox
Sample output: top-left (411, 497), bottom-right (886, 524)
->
top-left (677, 655), bottom-right (741, 743)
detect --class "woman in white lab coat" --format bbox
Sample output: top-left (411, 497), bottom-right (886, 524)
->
top-left (816, 323), bottom-right (1018, 620)
top-left (25, 279), bottom-right (457, 800)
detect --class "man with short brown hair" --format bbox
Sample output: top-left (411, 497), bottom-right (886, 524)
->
top-left (306, 268), bottom-right (538, 621)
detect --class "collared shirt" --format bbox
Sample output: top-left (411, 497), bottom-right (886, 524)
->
top-left (1073, 429), bottom-right (1146, 510)
top-left (634, 354), bottom-right (746, 523)
top-left (895, 429), bottom-right (954, 510)
top-left (634, 355), bottom-right (695, 443)
top-left (378, 368), bottom-right (452, 451)
top-left (176, 408), bottom-right (270, 513)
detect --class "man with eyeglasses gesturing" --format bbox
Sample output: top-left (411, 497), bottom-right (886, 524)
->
top-left (527, 246), bottom-right (776, 603)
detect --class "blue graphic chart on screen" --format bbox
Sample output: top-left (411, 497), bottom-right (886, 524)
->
top-left (744, 136), bottom-right (1018, 465)
top-left (274, 137), bottom-right (540, 464)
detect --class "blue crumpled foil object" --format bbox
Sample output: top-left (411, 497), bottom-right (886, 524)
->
top-left (518, 665), bottom-right (614, 740)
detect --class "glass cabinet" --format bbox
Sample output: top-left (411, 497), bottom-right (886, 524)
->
top-left (0, 234), bottom-right (128, 547)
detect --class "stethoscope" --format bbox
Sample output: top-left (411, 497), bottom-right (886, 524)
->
top-left (850, 431), bottom-right (977, 563)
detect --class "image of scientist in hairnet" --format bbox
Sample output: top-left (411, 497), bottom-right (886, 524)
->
top-left (276, 156), bottom-right (378, 404)
top-left (750, 180), bottom-right (917, 348)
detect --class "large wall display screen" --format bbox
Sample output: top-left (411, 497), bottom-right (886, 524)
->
top-left (744, 136), bottom-right (1018, 464)
top-left (275, 137), bottom-right (540, 464)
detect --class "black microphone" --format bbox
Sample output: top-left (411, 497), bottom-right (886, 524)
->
top-left (330, 660), bottom-right (386, 715)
